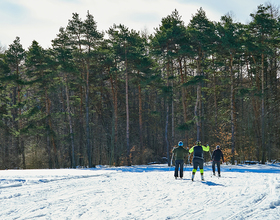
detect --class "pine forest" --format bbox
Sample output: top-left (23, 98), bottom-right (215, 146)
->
top-left (0, 4), bottom-right (279, 169)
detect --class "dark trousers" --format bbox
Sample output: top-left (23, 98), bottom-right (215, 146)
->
top-left (193, 158), bottom-right (203, 170)
top-left (175, 159), bottom-right (184, 178)
top-left (212, 161), bottom-right (221, 174)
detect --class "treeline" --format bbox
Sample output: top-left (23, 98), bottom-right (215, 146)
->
top-left (0, 4), bottom-right (279, 169)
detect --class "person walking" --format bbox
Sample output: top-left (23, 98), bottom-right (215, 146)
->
top-left (212, 145), bottom-right (224, 177)
top-left (172, 141), bottom-right (188, 179)
top-left (189, 140), bottom-right (209, 181)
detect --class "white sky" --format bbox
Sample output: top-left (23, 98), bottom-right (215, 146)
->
top-left (0, 0), bottom-right (278, 50)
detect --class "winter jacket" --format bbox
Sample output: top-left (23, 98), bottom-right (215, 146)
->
top-left (212, 149), bottom-right (224, 162)
top-left (189, 145), bottom-right (209, 160)
top-left (172, 146), bottom-right (188, 160)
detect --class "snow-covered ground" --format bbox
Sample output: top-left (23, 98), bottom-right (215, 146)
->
top-left (1, 163), bottom-right (280, 220)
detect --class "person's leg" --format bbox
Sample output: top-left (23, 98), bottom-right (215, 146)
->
top-left (217, 161), bottom-right (221, 176)
top-left (212, 161), bottom-right (216, 175)
top-left (174, 160), bottom-right (179, 178)
top-left (192, 159), bottom-right (199, 181)
top-left (199, 159), bottom-right (204, 180)
top-left (179, 160), bottom-right (184, 178)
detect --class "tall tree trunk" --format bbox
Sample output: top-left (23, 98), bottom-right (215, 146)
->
top-left (111, 112), bottom-right (115, 166)
top-left (138, 82), bottom-right (144, 164)
top-left (195, 54), bottom-right (202, 141)
top-left (251, 55), bottom-right (262, 161)
top-left (46, 131), bottom-right (52, 168)
top-left (166, 59), bottom-right (170, 166)
top-left (64, 75), bottom-right (75, 168)
top-left (15, 66), bottom-right (20, 168)
top-left (12, 86), bottom-right (19, 168)
top-left (109, 67), bottom-right (118, 166)
top-left (4, 119), bottom-right (9, 169)
top-left (171, 62), bottom-right (175, 147)
top-left (17, 82), bottom-right (25, 169)
top-left (114, 68), bottom-right (119, 165)
top-left (60, 86), bottom-right (69, 167)
top-left (165, 103), bottom-right (170, 166)
top-left (76, 31), bottom-right (86, 167)
top-left (79, 86), bottom-right (84, 167)
top-left (230, 54), bottom-right (235, 164)
top-left (261, 53), bottom-right (266, 164)
top-left (125, 42), bottom-right (130, 166)
top-left (85, 64), bottom-right (92, 167)
top-left (21, 139), bottom-right (25, 169)
top-left (212, 56), bottom-right (218, 129)
top-left (179, 58), bottom-right (188, 145)
top-left (45, 87), bottom-right (52, 169)
top-left (46, 95), bottom-right (58, 168)
top-left (268, 53), bottom-right (277, 161)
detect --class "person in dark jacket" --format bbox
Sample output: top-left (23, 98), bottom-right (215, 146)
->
top-left (189, 140), bottom-right (209, 181)
top-left (211, 145), bottom-right (224, 177)
top-left (172, 141), bottom-right (188, 179)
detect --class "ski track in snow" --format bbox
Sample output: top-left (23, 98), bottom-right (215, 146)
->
top-left (0, 165), bottom-right (280, 220)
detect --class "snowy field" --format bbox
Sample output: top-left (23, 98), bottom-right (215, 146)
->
top-left (1, 164), bottom-right (280, 220)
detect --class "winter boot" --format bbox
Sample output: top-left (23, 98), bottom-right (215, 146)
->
top-left (191, 173), bottom-right (195, 181)
top-left (201, 174), bottom-right (204, 181)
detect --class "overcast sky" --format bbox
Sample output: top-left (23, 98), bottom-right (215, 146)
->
top-left (0, 0), bottom-right (278, 50)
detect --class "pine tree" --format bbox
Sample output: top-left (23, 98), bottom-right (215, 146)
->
top-left (83, 11), bottom-right (103, 168)
top-left (25, 40), bottom-right (60, 168)
top-left (249, 4), bottom-right (278, 163)
top-left (187, 8), bottom-right (216, 142)
top-left (216, 14), bottom-right (243, 164)
top-left (5, 36), bottom-right (25, 168)
top-left (0, 51), bottom-right (11, 169)
top-left (52, 27), bottom-right (77, 168)
top-left (152, 9), bottom-right (190, 165)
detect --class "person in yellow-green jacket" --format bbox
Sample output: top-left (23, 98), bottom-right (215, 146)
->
top-left (172, 141), bottom-right (189, 179)
top-left (189, 140), bottom-right (209, 181)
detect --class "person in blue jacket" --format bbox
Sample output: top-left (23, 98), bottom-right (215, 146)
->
top-left (189, 140), bottom-right (209, 181)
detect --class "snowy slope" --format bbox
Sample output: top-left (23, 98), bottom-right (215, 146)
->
top-left (1, 164), bottom-right (280, 220)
